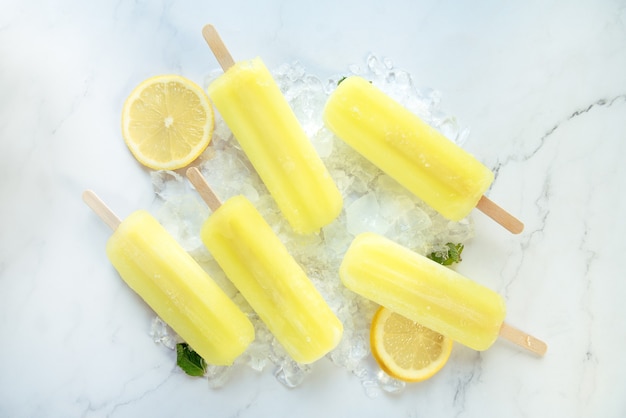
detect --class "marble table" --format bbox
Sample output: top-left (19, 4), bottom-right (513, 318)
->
top-left (2, 0), bottom-right (625, 416)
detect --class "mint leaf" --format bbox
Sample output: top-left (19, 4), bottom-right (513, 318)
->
top-left (176, 343), bottom-right (207, 377)
top-left (427, 243), bottom-right (464, 266)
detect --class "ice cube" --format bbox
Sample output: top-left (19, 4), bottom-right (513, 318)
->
top-left (149, 317), bottom-right (177, 350)
top-left (346, 192), bottom-right (389, 236)
top-left (376, 370), bottom-right (406, 394)
top-left (206, 365), bottom-right (233, 389)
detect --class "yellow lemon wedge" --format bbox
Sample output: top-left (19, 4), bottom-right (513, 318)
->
top-left (370, 306), bottom-right (453, 382)
top-left (121, 75), bottom-right (214, 170)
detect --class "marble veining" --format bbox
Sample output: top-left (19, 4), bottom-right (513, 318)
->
top-left (1, 0), bottom-right (626, 417)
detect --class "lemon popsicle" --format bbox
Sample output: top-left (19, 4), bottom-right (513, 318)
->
top-left (324, 76), bottom-right (522, 233)
top-left (204, 26), bottom-right (342, 234)
top-left (83, 191), bottom-right (255, 366)
top-left (340, 232), bottom-right (546, 354)
top-left (187, 168), bottom-right (343, 364)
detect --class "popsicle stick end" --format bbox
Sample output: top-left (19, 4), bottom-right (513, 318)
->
top-left (499, 322), bottom-right (547, 356)
top-left (82, 190), bottom-right (122, 231)
top-left (186, 167), bottom-right (223, 212)
top-left (202, 24), bottom-right (235, 71)
top-left (476, 195), bottom-right (524, 234)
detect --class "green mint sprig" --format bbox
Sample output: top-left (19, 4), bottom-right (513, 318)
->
top-left (427, 243), bottom-right (464, 266)
top-left (176, 343), bottom-right (207, 377)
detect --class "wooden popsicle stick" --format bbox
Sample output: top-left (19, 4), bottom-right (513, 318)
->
top-left (186, 167), bottom-right (223, 212)
top-left (476, 195), bottom-right (524, 234)
top-left (202, 24), bottom-right (235, 71)
top-left (82, 190), bottom-right (121, 230)
top-left (499, 322), bottom-right (547, 356)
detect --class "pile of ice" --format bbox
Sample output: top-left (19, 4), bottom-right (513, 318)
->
top-left (149, 54), bottom-right (473, 397)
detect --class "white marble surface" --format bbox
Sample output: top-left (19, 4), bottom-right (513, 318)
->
top-left (2, 0), bottom-right (626, 417)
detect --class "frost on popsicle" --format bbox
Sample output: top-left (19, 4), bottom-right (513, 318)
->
top-left (149, 55), bottom-right (475, 394)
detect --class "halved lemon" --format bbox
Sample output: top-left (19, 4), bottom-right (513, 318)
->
top-left (121, 75), bottom-right (214, 170)
top-left (370, 306), bottom-right (453, 382)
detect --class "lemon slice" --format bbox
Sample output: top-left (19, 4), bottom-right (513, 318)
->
top-left (121, 75), bottom-right (214, 170)
top-left (370, 306), bottom-right (453, 382)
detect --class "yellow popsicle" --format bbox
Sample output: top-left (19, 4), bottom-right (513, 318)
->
top-left (200, 194), bottom-right (343, 364)
top-left (105, 209), bottom-right (255, 365)
top-left (207, 57), bottom-right (342, 234)
top-left (323, 76), bottom-right (494, 222)
top-left (339, 232), bottom-right (505, 351)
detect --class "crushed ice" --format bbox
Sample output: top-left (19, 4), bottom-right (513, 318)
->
top-left (149, 54), bottom-right (474, 396)
top-left (149, 317), bottom-right (178, 350)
